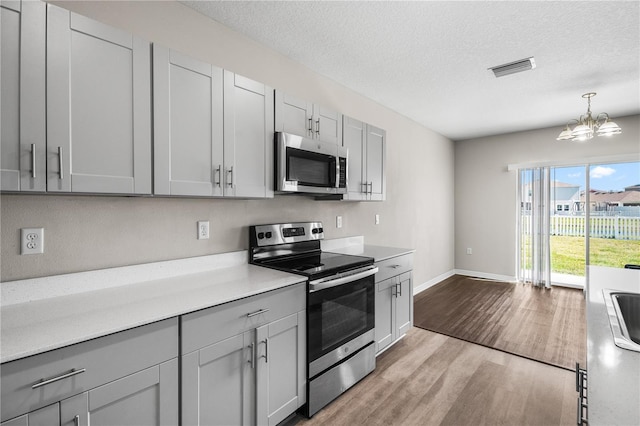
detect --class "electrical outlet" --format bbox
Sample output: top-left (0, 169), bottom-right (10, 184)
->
top-left (466, 248), bottom-right (473, 255)
top-left (375, 214), bottom-right (380, 225)
top-left (197, 221), bottom-right (210, 240)
top-left (21, 228), bottom-right (44, 255)
top-left (336, 216), bottom-right (343, 229)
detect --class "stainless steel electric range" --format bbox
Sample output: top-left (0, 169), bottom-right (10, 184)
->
top-left (249, 222), bottom-right (377, 417)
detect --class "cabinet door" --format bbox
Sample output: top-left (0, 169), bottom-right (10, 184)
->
top-left (153, 46), bottom-right (224, 196)
top-left (223, 71), bottom-right (274, 198)
top-left (0, 1), bottom-right (46, 191)
top-left (342, 116), bottom-right (367, 200)
top-left (1, 403), bottom-right (59, 426)
top-left (256, 311), bottom-right (306, 426)
top-left (375, 278), bottom-right (395, 354)
top-left (366, 125), bottom-right (386, 201)
top-left (182, 332), bottom-right (254, 426)
top-left (395, 272), bottom-right (413, 338)
top-left (46, 5), bottom-right (151, 194)
top-left (60, 359), bottom-right (178, 426)
top-left (274, 91), bottom-right (313, 138)
top-left (313, 104), bottom-right (342, 145)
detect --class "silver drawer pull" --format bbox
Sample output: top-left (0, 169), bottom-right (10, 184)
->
top-left (73, 415), bottom-right (80, 426)
top-left (390, 265), bottom-right (401, 269)
top-left (247, 308), bottom-right (269, 318)
top-left (32, 368), bottom-right (86, 389)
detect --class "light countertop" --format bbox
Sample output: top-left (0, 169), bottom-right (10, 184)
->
top-left (587, 266), bottom-right (640, 425)
top-left (321, 237), bottom-right (414, 261)
top-left (1, 252), bottom-right (304, 364)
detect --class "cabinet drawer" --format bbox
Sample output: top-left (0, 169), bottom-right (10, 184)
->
top-left (1, 318), bottom-right (178, 422)
top-left (375, 253), bottom-right (413, 283)
top-left (181, 283), bottom-right (305, 354)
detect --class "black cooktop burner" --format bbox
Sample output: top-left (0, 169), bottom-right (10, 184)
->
top-left (258, 251), bottom-right (373, 279)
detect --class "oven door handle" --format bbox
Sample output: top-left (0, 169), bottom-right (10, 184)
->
top-left (309, 266), bottom-right (378, 292)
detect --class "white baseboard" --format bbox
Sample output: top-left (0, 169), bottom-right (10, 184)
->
top-left (454, 269), bottom-right (517, 283)
top-left (413, 269), bottom-right (455, 295)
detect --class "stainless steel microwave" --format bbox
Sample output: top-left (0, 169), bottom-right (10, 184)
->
top-left (276, 132), bottom-right (347, 195)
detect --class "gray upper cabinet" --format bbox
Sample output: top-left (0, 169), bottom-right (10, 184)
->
top-left (275, 91), bottom-right (342, 145)
top-left (342, 116), bottom-right (386, 201)
top-left (153, 45), bottom-right (224, 196)
top-left (223, 72), bottom-right (274, 198)
top-left (0, 0), bottom-right (46, 192)
top-left (153, 46), bottom-right (274, 199)
top-left (46, 4), bottom-right (151, 194)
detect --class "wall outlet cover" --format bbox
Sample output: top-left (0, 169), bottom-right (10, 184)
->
top-left (197, 221), bottom-right (210, 240)
top-left (21, 228), bottom-right (44, 255)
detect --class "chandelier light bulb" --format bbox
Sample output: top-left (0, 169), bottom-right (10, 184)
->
top-left (556, 92), bottom-right (621, 142)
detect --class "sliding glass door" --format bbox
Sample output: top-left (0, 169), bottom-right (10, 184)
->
top-left (588, 162), bottom-right (640, 271)
top-left (518, 161), bottom-right (639, 288)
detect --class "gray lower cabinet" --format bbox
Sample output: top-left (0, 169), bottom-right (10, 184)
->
top-left (181, 283), bottom-right (306, 426)
top-left (0, 318), bottom-right (178, 426)
top-left (0, 0), bottom-right (46, 192)
top-left (374, 254), bottom-right (414, 354)
top-left (342, 116), bottom-right (386, 201)
top-left (0, 403), bottom-right (59, 426)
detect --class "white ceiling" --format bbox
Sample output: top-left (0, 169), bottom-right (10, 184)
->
top-left (181, 1), bottom-right (640, 141)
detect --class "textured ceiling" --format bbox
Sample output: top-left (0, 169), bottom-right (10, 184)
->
top-left (181, 1), bottom-right (640, 141)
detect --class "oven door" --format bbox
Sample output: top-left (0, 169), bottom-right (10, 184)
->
top-left (276, 132), bottom-right (343, 194)
top-left (307, 266), bottom-right (377, 375)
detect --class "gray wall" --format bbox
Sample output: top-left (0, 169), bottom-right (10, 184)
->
top-left (1, 1), bottom-right (455, 284)
top-left (455, 114), bottom-right (640, 279)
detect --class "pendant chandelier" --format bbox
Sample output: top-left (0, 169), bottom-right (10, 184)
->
top-left (556, 92), bottom-right (622, 142)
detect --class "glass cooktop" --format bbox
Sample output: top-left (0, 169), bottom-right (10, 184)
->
top-left (258, 251), bottom-right (373, 279)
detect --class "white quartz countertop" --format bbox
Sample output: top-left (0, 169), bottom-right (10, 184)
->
top-left (587, 266), bottom-right (640, 425)
top-left (1, 253), bottom-right (304, 364)
top-left (321, 237), bottom-right (414, 262)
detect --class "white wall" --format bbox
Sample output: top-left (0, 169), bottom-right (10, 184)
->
top-left (455, 114), bottom-right (640, 279)
top-left (0, 1), bottom-right (455, 284)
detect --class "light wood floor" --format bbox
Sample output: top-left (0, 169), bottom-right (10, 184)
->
top-left (413, 275), bottom-right (586, 370)
top-left (291, 328), bottom-right (577, 426)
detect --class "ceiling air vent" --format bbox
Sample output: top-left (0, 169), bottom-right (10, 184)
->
top-left (489, 57), bottom-right (536, 78)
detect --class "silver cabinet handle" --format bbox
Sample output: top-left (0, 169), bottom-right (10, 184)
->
top-left (31, 144), bottom-right (36, 178)
top-left (315, 119), bottom-right (320, 135)
top-left (215, 165), bottom-right (221, 187)
top-left (397, 283), bottom-right (402, 297)
top-left (58, 146), bottom-right (64, 180)
top-left (247, 308), bottom-right (269, 318)
top-left (368, 182), bottom-right (373, 194)
top-left (361, 182), bottom-right (368, 194)
top-left (32, 368), bottom-right (86, 389)
top-left (73, 415), bottom-right (80, 426)
top-left (308, 118), bottom-right (313, 135)
top-left (248, 342), bottom-right (256, 369)
top-left (227, 166), bottom-right (233, 187)
top-left (261, 338), bottom-right (269, 363)
top-left (390, 264), bottom-right (401, 269)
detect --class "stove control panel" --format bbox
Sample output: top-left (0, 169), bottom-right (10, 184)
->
top-left (250, 222), bottom-right (324, 247)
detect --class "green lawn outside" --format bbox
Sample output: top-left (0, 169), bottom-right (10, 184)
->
top-left (550, 236), bottom-right (640, 276)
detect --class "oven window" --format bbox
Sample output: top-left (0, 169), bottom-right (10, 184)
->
top-left (321, 288), bottom-right (368, 351)
top-left (287, 147), bottom-right (335, 187)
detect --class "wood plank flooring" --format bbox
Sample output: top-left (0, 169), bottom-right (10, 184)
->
top-left (413, 275), bottom-right (586, 370)
top-left (290, 328), bottom-right (578, 426)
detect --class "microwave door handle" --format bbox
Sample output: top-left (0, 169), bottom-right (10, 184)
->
top-left (309, 266), bottom-right (378, 292)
